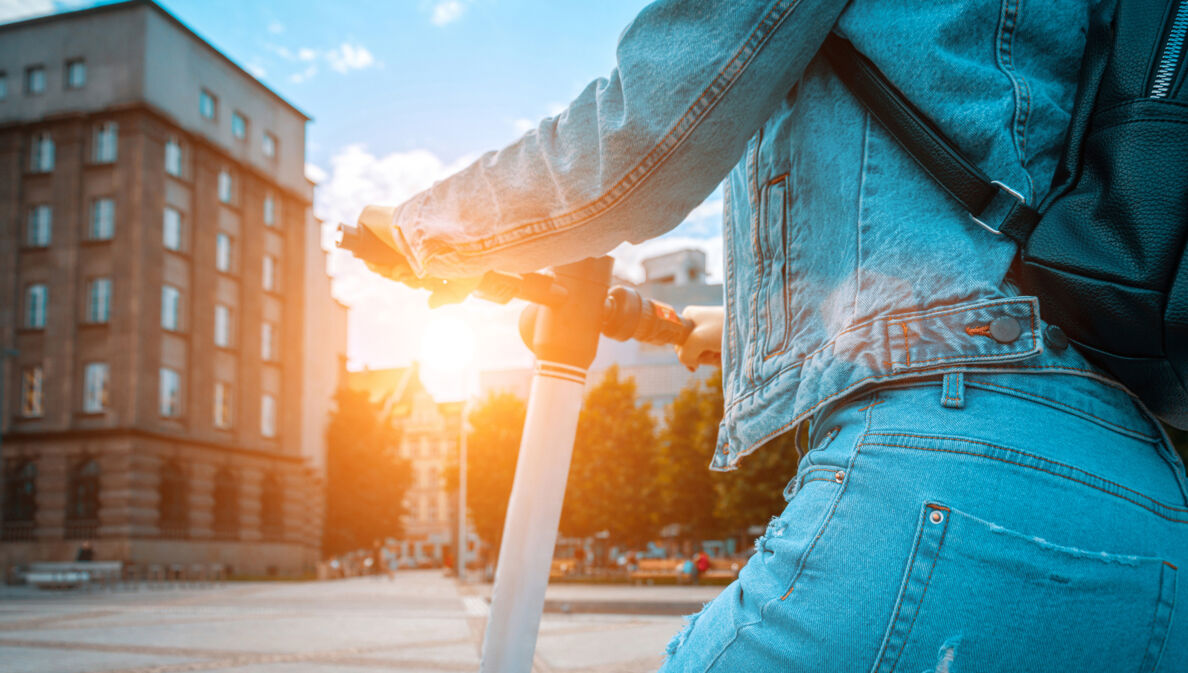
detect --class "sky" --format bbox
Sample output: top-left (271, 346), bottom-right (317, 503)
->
top-left (1, 0), bottom-right (726, 399)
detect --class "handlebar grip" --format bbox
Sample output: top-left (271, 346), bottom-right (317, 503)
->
top-left (602, 286), bottom-right (694, 346)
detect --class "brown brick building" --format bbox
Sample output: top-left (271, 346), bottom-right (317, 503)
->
top-left (0, 1), bottom-right (345, 575)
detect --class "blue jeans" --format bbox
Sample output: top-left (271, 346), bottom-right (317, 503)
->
top-left (661, 372), bottom-right (1188, 672)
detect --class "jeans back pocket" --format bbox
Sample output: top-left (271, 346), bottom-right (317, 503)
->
top-left (872, 503), bottom-right (1177, 673)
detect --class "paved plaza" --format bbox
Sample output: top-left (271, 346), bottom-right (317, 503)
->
top-left (0, 571), bottom-right (721, 673)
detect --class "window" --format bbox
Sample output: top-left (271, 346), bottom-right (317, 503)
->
top-left (92, 121), bottom-right (117, 163)
top-left (0, 72), bottom-right (8, 100)
top-left (263, 194), bottom-right (276, 226)
top-left (216, 233), bottom-right (232, 272)
top-left (2, 461), bottom-right (37, 541)
top-left (159, 367), bottom-right (181, 418)
top-left (20, 367), bottom-right (44, 417)
top-left (161, 285), bottom-right (180, 331)
top-left (83, 362), bottom-right (109, 413)
top-left (87, 278), bottom-right (111, 323)
top-left (214, 382), bottom-right (233, 429)
top-left (231, 111), bottom-right (246, 139)
top-left (29, 133), bottom-right (53, 172)
top-left (262, 132), bottom-right (276, 158)
top-left (25, 65), bottom-right (45, 94)
top-left (214, 304), bottom-right (232, 347)
top-left (262, 255), bottom-right (277, 291)
top-left (158, 460), bottom-right (188, 538)
top-left (65, 59), bottom-right (86, 89)
top-left (261, 322), bottom-right (276, 361)
top-left (260, 474), bottom-right (282, 538)
top-left (24, 284), bottom-right (47, 329)
top-left (164, 136), bottom-right (183, 177)
top-left (211, 468), bottom-right (238, 537)
top-left (163, 207), bottom-right (182, 251)
top-left (199, 89), bottom-right (216, 120)
top-left (26, 205), bottom-right (51, 247)
top-left (65, 458), bottom-right (99, 539)
top-left (260, 394), bottom-right (277, 438)
top-left (217, 170), bottom-right (233, 204)
top-left (89, 198), bottom-right (114, 240)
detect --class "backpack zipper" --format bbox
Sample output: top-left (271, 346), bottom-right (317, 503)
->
top-left (1151, 0), bottom-right (1188, 98)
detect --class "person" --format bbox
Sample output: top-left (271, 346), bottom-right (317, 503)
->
top-left (694, 550), bottom-right (711, 585)
top-left (359, 1), bottom-right (1188, 669)
top-left (75, 540), bottom-right (94, 562)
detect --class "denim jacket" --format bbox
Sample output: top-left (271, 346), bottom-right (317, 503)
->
top-left (384, 0), bottom-right (1115, 470)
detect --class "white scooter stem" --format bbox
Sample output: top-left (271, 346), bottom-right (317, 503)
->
top-left (479, 362), bottom-right (587, 673)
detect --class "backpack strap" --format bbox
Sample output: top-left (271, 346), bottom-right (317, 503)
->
top-left (820, 33), bottom-right (1041, 247)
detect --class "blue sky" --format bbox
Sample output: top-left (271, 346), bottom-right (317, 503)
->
top-left (5, 0), bottom-right (725, 398)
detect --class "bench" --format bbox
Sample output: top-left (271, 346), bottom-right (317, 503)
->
top-left (629, 558), bottom-right (682, 584)
top-left (702, 558), bottom-right (742, 580)
top-left (27, 561), bottom-right (122, 589)
top-left (549, 559), bottom-right (575, 580)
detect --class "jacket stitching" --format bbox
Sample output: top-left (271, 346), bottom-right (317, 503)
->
top-left (728, 297), bottom-right (1038, 407)
top-left (994, 0), bottom-right (1035, 198)
top-left (428, 0), bottom-right (802, 264)
top-left (851, 113), bottom-right (870, 325)
top-left (863, 432), bottom-right (1188, 514)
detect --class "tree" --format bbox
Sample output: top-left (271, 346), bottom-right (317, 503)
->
top-left (654, 370), bottom-right (724, 542)
top-left (714, 426), bottom-right (804, 538)
top-left (444, 391), bottom-right (527, 553)
top-left (560, 366), bottom-right (659, 547)
top-left (322, 386), bottom-right (412, 558)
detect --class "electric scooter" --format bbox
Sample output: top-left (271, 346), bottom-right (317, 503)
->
top-left (337, 223), bottom-right (697, 673)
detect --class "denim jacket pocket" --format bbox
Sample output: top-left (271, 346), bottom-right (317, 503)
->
top-left (871, 503), bottom-right (1178, 673)
top-left (759, 173), bottom-right (790, 360)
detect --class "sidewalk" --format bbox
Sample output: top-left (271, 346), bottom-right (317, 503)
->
top-left (470, 580), bottom-right (723, 616)
top-left (0, 570), bottom-right (687, 673)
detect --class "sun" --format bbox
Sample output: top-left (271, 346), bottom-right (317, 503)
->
top-left (419, 313), bottom-right (477, 375)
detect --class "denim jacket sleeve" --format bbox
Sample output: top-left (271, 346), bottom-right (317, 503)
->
top-left (386, 0), bottom-right (849, 278)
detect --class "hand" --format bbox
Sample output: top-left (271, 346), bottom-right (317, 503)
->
top-left (675, 305), bottom-right (723, 371)
top-left (356, 205), bottom-right (416, 282)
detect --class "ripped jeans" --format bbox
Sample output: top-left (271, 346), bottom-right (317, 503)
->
top-left (660, 371), bottom-right (1188, 673)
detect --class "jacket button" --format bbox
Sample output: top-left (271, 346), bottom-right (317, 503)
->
top-left (1044, 324), bottom-right (1069, 351)
top-left (988, 316), bottom-right (1022, 344)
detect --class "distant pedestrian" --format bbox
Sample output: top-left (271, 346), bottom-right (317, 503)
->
top-left (75, 540), bottom-right (94, 562)
top-left (694, 551), bottom-right (710, 583)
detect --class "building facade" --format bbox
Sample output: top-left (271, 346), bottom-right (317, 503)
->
top-left (0, 1), bottom-right (344, 576)
top-left (348, 365), bottom-right (475, 566)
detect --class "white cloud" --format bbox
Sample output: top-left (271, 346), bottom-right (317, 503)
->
top-left (297, 47), bottom-right (319, 62)
top-left (289, 64), bottom-right (318, 84)
top-left (511, 118), bottom-right (535, 134)
top-left (266, 21), bottom-right (284, 35)
top-left (326, 42), bottom-right (375, 73)
top-left (430, 0), bottom-right (465, 26)
top-left (246, 62), bottom-right (267, 79)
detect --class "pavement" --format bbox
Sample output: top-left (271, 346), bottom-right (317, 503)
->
top-left (0, 571), bottom-right (719, 673)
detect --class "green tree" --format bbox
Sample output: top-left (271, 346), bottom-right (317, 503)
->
top-left (322, 386), bottom-right (412, 558)
top-left (714, 426), bottom-right (804, 538)
top-left (654, 370), bottom-right (724, 543)
top-left (560, 366), bottom-right (659, 547)
top-left (445, 391), bottom-right (527, 553)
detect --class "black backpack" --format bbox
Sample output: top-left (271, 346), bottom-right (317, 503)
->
top-left (822, 0), bottom-right (1188, 429)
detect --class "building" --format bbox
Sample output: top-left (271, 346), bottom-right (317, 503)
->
top-left (480, 249), bottom-right (723, 415)
top-left (0, 1), bottom-right (346, 576)
top-left (347, 365), bottom-right (474, 566)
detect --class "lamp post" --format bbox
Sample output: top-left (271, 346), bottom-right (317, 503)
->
top-left (457, 397), bottom-right (468, 582)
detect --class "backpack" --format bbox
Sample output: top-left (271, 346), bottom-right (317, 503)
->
top-left (821, 0), bottom-right (1188, 429)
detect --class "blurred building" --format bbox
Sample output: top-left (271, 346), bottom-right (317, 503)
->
top-left (0, 1), bottom-right (346, 576)
top-left (480, 249), bottom-right (723, 415)
top-left (347, 364), bottom-right (473, 566)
